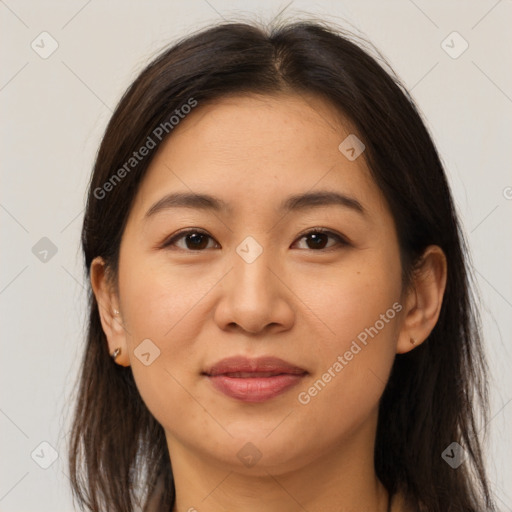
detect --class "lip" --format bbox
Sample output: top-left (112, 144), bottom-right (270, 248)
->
top-left (204, 356), bottom-right (307, 403)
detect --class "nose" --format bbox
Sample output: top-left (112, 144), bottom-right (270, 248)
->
top-left (213, 245), bottom-right (295, 335)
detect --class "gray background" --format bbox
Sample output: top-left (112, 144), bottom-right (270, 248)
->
top-left (1, 1), bottom-right (511, 510)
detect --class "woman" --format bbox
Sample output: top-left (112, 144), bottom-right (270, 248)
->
top-left (69, 20), bottom-right (497, 512)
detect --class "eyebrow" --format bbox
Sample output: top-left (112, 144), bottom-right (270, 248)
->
top-left (144, 190), bottom-right (366, 220)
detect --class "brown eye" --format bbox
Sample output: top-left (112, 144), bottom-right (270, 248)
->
top-left (162, 228), bottom-right (348, 252)
top-left (292, 229), bottom-right (348, 251)
top-left (163, 230), bottom-right (218, 251)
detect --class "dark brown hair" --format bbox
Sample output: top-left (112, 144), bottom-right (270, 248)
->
top-left (69, 19), bottom-right (496, 512)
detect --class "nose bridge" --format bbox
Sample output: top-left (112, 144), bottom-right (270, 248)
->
top-left (214, 233), bottom-right (293, 334)
top-left (232, 233), bottom-right (276, 303)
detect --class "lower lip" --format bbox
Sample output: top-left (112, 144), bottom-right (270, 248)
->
top-left (207, 374), bottom-right (305, 402)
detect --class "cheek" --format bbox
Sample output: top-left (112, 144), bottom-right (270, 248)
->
top-left (118, 241), bottom-right (210, 336)
top-left (292, 248), bottom-right (402, 415)
top-left (117, 260), bottom-right (212, 430)
top-left (295, 245), bottom-right (403, 353)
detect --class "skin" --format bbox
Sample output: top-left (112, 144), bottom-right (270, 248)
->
top-left (91, 93), bottom-right (447, 512)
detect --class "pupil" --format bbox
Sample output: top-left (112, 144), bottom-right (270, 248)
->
top-left (309, 233), bottom-right (327, 249)
top-left (187, 233), bottom-right (207, 250)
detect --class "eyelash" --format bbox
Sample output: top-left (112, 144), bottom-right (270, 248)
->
top-left (160, 227), bottom-right (349, 252)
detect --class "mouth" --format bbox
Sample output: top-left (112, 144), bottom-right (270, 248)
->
top-left (203, 356), bottom-right (307, 403)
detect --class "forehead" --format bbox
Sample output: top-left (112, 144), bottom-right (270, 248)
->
top-left (128, 93), bottom-right (387, 221)
top-left (157, 93), bottom-right (357, 166)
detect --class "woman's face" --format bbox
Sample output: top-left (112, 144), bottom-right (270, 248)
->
top-left (112, 93), bottom-right (406, 473)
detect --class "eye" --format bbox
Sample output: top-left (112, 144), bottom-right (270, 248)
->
top-left (161, 227), bottom-right (349, 252)
top-left (292, 228), bottom-right (349, 251)
top-left (162, 229), bottom-right (219, 251)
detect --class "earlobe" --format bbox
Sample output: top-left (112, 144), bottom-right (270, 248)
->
top-left (90, 256), bottom-right (130, 366)
top-left (396, 245), bottom-right (447, 354)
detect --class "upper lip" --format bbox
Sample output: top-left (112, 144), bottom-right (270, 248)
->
top-left (204, 356), bottom-right (307, 377)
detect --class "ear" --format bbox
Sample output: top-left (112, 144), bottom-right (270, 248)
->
top-left (396, 245), bottom-right (447, 354)
top-left (89, 256), bottom-right (130, 367)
